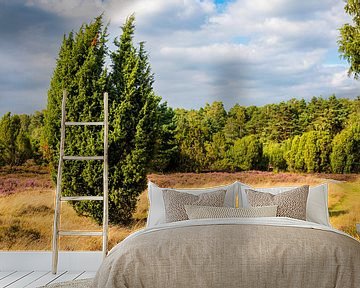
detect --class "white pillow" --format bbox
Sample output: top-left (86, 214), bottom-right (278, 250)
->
top-left (239, 183), bottom-right (330, 226)
top-left (147, 181), bottom-right (238, 228)
top-left (184, 205), bottom-right (278, 219)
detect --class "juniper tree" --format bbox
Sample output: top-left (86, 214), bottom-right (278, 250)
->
top-left (46, 15), bottom-right (159, 225)
top-left (45, 15), bottom-right (108, 223)
top-left (108, 15), bottom-right (159, 224)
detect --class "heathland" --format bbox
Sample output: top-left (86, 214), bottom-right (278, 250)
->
top-left (0, 165), bottom-right (359, 251)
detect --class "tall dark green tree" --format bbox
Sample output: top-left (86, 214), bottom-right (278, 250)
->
top-left (150, 102), bottom-right (179, 172)
top-left (0, 113), bottom-right (32, 166)
top-left (45, 15), bottom-right (159, 224)
top-left (224, 104), bottom-right (246, 142)
top-left (202, 102), bottom-right (227, 135)
top-left (108, 14), bottom-right (160, 224)
top-left (45, 15), bottom-right (108, 222)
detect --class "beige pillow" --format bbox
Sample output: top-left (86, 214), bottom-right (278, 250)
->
top-left (162, 189), bottom-right (226, 223)
top-left (184, 205), bottom-right (278, 219)
top-left (245, 185), bottom-right (309, 220)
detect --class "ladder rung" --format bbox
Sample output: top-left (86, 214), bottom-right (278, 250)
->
top-left (65, 122), bottom-right (104, 126)
top-left (63, 156), bottom-right (104, 160)
top-left (61, 196), bottom-right (104, 201)
top-left (59, 230), bottom-right (103, 236)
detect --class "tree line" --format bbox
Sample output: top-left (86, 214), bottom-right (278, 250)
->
top-left (163, 96), bottom-right (360, 174)
top-left (1, 95), bottom-right (359, 174)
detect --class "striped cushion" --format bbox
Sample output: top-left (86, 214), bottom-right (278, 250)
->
top-left (184, 205), bottom-right (278, 219)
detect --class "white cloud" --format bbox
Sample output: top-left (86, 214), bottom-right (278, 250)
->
top-left (25, 0), bottom-right (105, 18)
top-left (128, 0), bottom-right (359, 108)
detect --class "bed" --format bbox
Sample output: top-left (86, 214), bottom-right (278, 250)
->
top-left (92, 182), bottom-right (360, 288)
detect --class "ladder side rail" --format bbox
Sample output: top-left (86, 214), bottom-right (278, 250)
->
top-left (102, 92), bottom-right (109, 259)
top-left (52, 90), bottom-right (67, 274)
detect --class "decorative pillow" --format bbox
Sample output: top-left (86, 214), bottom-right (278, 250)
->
top-left (184, 205), bottom-right (278, 220)
top-left (147, 181), bottom-right (238, 227)
top-left (245, 185), bottom-right (309, 220)
top-left (162, 189), bottom-right (226, 223)
top-left (239, 183), bottom-right (330, 226)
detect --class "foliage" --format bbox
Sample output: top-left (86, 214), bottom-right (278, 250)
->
top-left (45, 15), bottom-right (159, 225)
top-left (224, 104), bottom-right (246, 142)
top-left (331, 123), bottom-right (360, 173)
top-left (3, 94), bottom-right (359, 175)
top-left (263, 142), bottom-right (287, 172)
top-left (168, 95), bottom-right (356, 173)
top-left (205, 132), bottom-right (229, 171)
top-left (229, 135), bottom-right (263, 171)
top-left (338, 0), bottom-right (360, 79)
top-left (45, 15), bottom-right (108, 223)
top-left (150, 102), bottom-right (179, 172)
top-left (28, 111), bottom-right (47, 164)
top-left (107, 15), bottom-right (160, 224)
top-left (0, 113), bottom-right (32, 166)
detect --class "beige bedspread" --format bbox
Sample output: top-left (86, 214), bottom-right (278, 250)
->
top-left (92, 219), bottom-right (360, 288)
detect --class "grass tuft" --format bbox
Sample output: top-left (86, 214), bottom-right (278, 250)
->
top-left (0, 219), bottom-right (41, 249)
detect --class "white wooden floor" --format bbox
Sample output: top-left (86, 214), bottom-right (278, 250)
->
top-left (0, 270), bottom-right (95, 288)
top-left (0, 251), bottom-right (102, 288)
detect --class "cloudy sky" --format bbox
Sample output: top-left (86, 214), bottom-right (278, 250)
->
top-left (0, 0), bottom-right (359, 115)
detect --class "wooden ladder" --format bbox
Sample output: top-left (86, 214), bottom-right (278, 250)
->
top-left (52, 90), bottom-right (109, 274)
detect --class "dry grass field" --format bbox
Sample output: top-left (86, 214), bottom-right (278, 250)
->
top-left (0, 166), bottom-right (359, 251)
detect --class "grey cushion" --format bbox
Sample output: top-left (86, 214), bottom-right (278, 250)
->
top-left (245, 185), bottom-right (309, 220)
top-left (162, 189), bottom-right (226, 223)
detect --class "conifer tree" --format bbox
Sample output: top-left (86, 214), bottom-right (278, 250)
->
top-left (45, 15), bottom-right (108, 222)
top-left (46, 14), bottom-right (160, 224)
top-left (107, 14), bottom-right (159, 224)
top-left (150, 102), bottom-right (179, 172)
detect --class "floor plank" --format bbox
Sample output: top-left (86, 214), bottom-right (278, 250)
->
top-left (48, 271), bottom-right (84, 284)
top-left (7, 271), bottom-right (49, 288)
top-left (0, 271), bottom-right (32, 287)
top-left (0, 252), bottom-right (102, 272)
top-left (0, 271), bottom-right (96, 287)
top-left (24, 271), bottom-right (67, 288)
top-left (74, 271), bottom-right (96, 280)
top-left (0, 272), bottom-right (16, 281)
